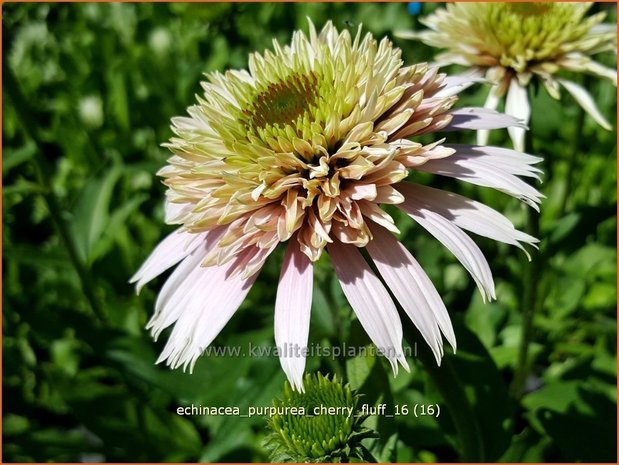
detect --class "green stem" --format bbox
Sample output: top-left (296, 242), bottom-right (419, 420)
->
top-left (558, 100), bottom-right (587, 216)
top-left (510, 130), bottom-right (541, 399)
top-left (510, 210), bottom-right (540, 399)
top-left (405, 313), bottom-right (483, 461)
top-left (357, 444), bottom-right (379, 463)
top-left (3, 57), bottom-right (108, 325)
top-left (419, 350), bottom-right (485, 461)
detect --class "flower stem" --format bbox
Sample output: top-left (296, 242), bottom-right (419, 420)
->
top-left (406, 317), bottom-right (484, 461)
top-left (421, 352), bottom-right (485, 461)
top-left (559, 98), bottom-right (587, 216)
top-left (3, 57), bottom-right (108, 325)
top-left (510, 130), bottom-right (541, 399)
top-left (510, 209), bottom-right (540, 399)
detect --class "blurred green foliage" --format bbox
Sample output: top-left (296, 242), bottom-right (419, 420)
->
top-left (3, 2), bottom-right (617, 463)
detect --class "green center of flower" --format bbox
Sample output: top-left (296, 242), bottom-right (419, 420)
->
top-left (244, 73), bottom-right (319, 130)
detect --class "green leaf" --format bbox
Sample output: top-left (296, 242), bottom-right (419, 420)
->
top-left (88, 194), bottom-right (147, 264)
top-left (310, 284), bottom-right (336, 337)
top-left (3, 141), bottom-right (37, 174)
top-left (522, 380), bottom-right (616, 462)
top-left (346, 346), bottom-right (376, 390)
top-left (70, 165), bottom-right (122, 262)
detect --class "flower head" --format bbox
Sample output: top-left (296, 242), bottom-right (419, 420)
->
top-left (264, 373), bottom-right (373, 462)
top-left (131, 20), bottom-right (542, 391)
top-left (398, 2), bottom-right (617, 150)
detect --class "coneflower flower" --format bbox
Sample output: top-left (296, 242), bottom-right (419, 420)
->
top-left (131, 21), bottom-right (542, 391)
top-left (397, 2), bottom-right (617, 151)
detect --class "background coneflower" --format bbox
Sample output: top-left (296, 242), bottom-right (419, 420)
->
top-left (397, 2), bottom-right (617, 151)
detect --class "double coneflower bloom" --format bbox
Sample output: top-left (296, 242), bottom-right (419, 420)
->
top-left (131, 21), bottom-right (542, 391)
top-left (398, 2), bottom-right (617, 151)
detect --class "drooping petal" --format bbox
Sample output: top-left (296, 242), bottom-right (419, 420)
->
top-left (155, 254), bottom-right (264, 372)
top-left (148, 247), bottom-right (213, 340)
top-left (434, 72), bottom-right (486, 98)
top-left (505, 79), bottom-right (531, 152)
top-left (365, 223), bottom-right (456, 363)
top-left (149, 227), bottom-right (227, 335)
top-left (444, 107), bottom-right (526, 131)
top-left (397, 182), bottom-right (539, 258)
top-left (580, 60), bottom-right (617, 86)
top-left (398, 197), bottom-right (496, 302)
top-left (415, 144), bottom-right (544, 211)
top-left (327, 241), bottom-right (409, 373)
top-left (558, 78), bottom-right (612, 130)
top-left (560, 55), bottom-right (618, 85)
top-left (274, 240), bottom-right (313, 392)
top-left (130, 228), bottom-right (207, 293)
top-left (477, 84), bottom-right (503, 146)
top-left (440, 144), bottom-right (543, 180)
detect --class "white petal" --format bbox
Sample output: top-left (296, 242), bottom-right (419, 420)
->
top-left (398, 198), bottom-right (496, 302)
top-left (582, 60), bottom-right (617, 85)
top-left (366, 223), bottom-right (456, 364)
top-left (477, 84), bottom-right (503, 146)
top-left (558, 79), bottom-right (612, 131)
top-left (274, 241), bottom-right (313, 392)
top-left (397, 183), bottom-right (539, 259)
top-left (416, 145), bottom-right (544, 211)
top-left (155, 255), bottom-right (262, 372)
top-left (130, 228), bottom-right (207, 293)
top-left (327, 241), bottom-right (409, 374)
top-left (505, 79), bottom-right (531, 152)
top-left (445, 107), bottom-right (526, 131)
top-left (590, 23), bottom-right (617, 35)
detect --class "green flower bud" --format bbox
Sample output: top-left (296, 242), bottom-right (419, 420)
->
top-left (264, 373), bottom-right (376, 462)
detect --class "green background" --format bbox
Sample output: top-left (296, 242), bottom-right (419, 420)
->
top-left (3, 2), bottom-right (617, 462)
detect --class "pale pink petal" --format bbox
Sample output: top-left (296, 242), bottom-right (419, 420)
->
top-left (155, 256), bottom-right (262, 372)
top-left (434, 72), bottom-right (486, 98)
top-left (477, 84), bottom-right (503, 146)
top-left (130, 228), bottom-right (207, 293)
top-left (397, 183), bottom-right (539, 258)
top-left (505, 79), bottom-right (531, 152)
top-left (327, 241), bottom-right (409, 374)
top-left (358, 200), bottom-right (400, 234)
top-left (164, 198), bottom-right (194, 224)
top-left (558, 78), bottom-right (612, 130)
top-left (366, 223), bottom-right (456, 363)
top-left (148, 249), bottom-right (210, 340)
top-left (415, 145), bottom-right (544, 211)
top-left (398, 198), bottom-right (496, 302)
top-left (444, 107), bottom-right (526, 131)
top-left (441, 144), bottom-right (543, 180)
top-left (274, 241), bottom-right (313, 392)
top-left (347, 183), bottom-right (378, 201)
top-left (148, 227), bottom-right (227, 338)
